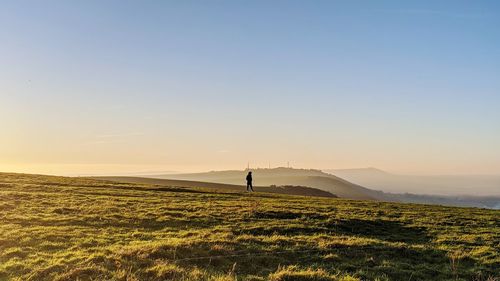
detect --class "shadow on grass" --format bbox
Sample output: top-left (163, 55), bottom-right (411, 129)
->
top-left (237, 218), bottom-right (432, 244)
top-left (251, 210), bottom-right (304, 220)
top-left (21, 235), bottom-right (492, 281)
top-left (325, 218), bottom-right (432, 243)
top-left (169, 241), bottom-right (489, 281)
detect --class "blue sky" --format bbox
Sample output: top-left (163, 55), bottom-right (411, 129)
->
top-left (1, 1), bottom-right (499, 175)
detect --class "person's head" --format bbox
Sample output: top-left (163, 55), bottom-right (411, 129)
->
top-left (248, 171), bottom-right (252, 174)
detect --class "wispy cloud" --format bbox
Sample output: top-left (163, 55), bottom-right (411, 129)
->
top-left (82, 139), bottom-right (127, 146)
top-left (95, 133), bottom-right (145, 139)
top-left (82, 132), bottom-right (145, 146)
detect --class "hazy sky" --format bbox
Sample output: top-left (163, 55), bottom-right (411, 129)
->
top-left (1, 1), bottom-right (499, 175)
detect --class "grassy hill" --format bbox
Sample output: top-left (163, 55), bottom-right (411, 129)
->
top-left (0, 172), bottom-right (499, 281)
top-left (95, 176), bottom-right (337, 198)
top-left (149, 168), bottom-right (379, 200)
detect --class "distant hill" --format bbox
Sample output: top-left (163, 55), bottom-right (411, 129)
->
top-left (95, 176), bottom-right (337, 198)
top-left (147, 167), bottom-right (380, 200)
top-left (325, 168), bottom-right (500, 196)
top-left (146, 168), bottom-right (500, 208)
top-left (327, 167), bottom-right (389, 176)
top-left (325, 168), bottom-right (500, 209)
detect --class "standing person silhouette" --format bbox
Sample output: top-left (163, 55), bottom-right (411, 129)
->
top-left (246, 171), bottom-right (254, 192)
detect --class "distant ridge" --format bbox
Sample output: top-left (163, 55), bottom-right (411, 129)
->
top-left (324, 167), bottom-right (389, 175)
top-left (146, 167), bottom-right (379, 200)
top-left (94, 176), bottom-right (337, 198)
top-left (326, 167), bottom-right (500, 196)
top-left (326, 167), bottom-right (500, 208)
top-left (145, 168), bottom-right (500, 208)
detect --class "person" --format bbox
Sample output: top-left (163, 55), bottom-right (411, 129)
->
top-left (246, 171), bottom-right (254, 192)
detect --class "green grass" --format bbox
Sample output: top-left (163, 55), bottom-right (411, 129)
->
top-left (0, 172), bottom-right (498, 281)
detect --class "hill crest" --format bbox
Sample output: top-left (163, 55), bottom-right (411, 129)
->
top-left (147, 167), bottom-right (378, 200)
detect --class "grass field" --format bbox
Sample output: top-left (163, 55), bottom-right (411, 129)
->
top-left (0, 173), bottom-right (498, 281)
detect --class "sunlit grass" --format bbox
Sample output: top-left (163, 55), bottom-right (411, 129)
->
top-left (0, 172), bottom-right (498, 280)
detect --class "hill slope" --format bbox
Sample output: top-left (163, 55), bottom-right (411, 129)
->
top-left (95, 176), bottom-right (337, 198)
top-left (0, 172), bottom-right (498, 280)
top-left (149, 168), bottom-right (379, 200)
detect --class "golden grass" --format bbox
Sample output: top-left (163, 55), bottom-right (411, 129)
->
top-left (0, 172), bottom-right (498, 280)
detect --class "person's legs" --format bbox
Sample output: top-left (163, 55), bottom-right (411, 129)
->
top-left (246, 183), bottom-right (250, 191)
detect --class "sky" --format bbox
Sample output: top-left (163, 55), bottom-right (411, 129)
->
top-left (1, 0), bottom-right (499, 176)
